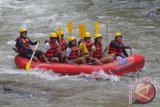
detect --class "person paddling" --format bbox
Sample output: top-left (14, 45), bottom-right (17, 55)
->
top-left (15, 28), bottom-right (48, 63)
top-left (108, 32), bottom-right (131, 59)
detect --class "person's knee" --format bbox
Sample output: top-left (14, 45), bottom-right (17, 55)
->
top-left (109, 54), bottom-right (116, 60)
top-left (82, 58), bottom-right (86, 64)
top-left (109, 56), bottom-right (114, 62)
top-left (33, 56), bottom-right (40, 62)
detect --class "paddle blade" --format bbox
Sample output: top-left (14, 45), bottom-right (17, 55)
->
top-left (57, 27), bottom-right (62, 40)
top-left (95, 22), bottom-right (100, 34)
top-left (79, 24), bottom-right (83, 38)
top-left (68, 21), bottom-right (73, 36)
top-left (81, 24), bottom-right (86, 37)
top-left (79, 24), bottom-right (86, 38)
top-left (25, 62), bottom-right (30, 73)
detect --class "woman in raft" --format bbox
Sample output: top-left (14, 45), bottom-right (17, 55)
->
top-left (90, 33), bottom-right (115, 64)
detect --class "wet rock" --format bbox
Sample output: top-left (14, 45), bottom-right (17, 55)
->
top-left (148, 8), bottom-right (160, 17)
top-left (148, 11), bottom-right (156, 17)
top-left (156, 8), bottom-right (160, 15)
top-left (3, 86), bottom-right (13, 92)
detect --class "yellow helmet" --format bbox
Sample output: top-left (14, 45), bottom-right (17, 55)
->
top-left (49, 32), bottom-right (58, 38)
top-left (68, 36), bottom-right (76, 42)
top-left (19, 28), bottom-right (27, 33)
top-left (94, 33), bottom-right (102, 39)
top-left (114, 32), bottom-right (122, 37)
top-left (56, 30), bottom-right (64, 36)
top-left (84, 32), bottom-right (91, 38)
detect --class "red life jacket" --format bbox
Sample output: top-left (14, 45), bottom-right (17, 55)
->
top-left (60, 38), bottom-right (67, 52)
top-left (85, 41), bottom-right (93, 52)
top-left (108, 40), bottom-right (124, 56)
top-left (15, 37), bottom-right (31, 53)
top-left (69, 46), bottom-right (79, 60)
top-left (93, 43), bottom-right (102, 59)
top-left (45, 40), bottom-right (59, 58)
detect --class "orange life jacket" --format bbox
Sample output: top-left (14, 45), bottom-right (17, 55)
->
top-left (60, 38), bottom-right (67, 52)
top-left (15, 37), bottom-right (31, 53)
top-left (108, 40), bottom-right (124, 56)
top-left (93, 43), bottom-right (102, 59)
top-left (45, 40), bottom-right (59, 58)
top-left (69, 46), bottom-right (79, 60)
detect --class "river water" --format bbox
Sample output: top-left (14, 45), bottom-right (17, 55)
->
top-left (0, 0), bottom-right (160, 107)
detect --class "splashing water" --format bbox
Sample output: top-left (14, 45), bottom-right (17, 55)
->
top-left (79, 69), bottom-right (120, 82)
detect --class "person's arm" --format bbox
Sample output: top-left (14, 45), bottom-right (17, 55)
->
top-left (17, 38), bottom-right (32, 52)
top-left (43, 42), bottom-right (50, 53)
top-left (90, 45), bottom-right (96, 57)
top-left (122, 49), bottom-right (129, 57)
top-left (110, 41), bottom-right (130, 49)
top-left (28, 37), bottom-right (38, 45)
top-left (91, 57), bottom-right (103, 65)
top-left (102, 46), bottom-right (108, 56)
top-left (65, 48), bottom-right (72, 63)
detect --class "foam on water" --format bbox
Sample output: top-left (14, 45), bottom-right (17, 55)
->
top-left (0, 64), bottom-right (85, 82)
top-left (7, 40), bottom-right (16, 45)
top-left (79, 69), bottom-right (120, 82)
top-left (23, 5), bottom-right (46, 15)
top-left (0, 64), bottom-right (121, 82)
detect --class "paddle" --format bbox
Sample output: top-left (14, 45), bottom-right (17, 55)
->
top-left (106, 22), bottom-right (109, 56)
top-left (79, 24), bottom-right (86, 56)
top-left (25, 41), bottom-right (39, 73)
top-left (95, 21), bottom-right (100, 34)
top-left (130, 48), bottom-right (132, 56)
top-left (57, 27), bottom-right (62, 52)
top-left (12, 47), bottom-right (18, 53)
top-left (79, 24), bottom-right (86, 38)
top-left (68, 21), bottom-right (73, 36)
top-left (81, 24), bottom-right (86, 37)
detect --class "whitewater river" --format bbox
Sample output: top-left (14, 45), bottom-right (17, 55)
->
top-left (0, 0), bottom-right (160, 107)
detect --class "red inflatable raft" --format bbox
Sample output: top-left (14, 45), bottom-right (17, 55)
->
top-left (15, 54), bottom-right (145, 76)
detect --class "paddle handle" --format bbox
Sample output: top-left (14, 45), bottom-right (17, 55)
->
top-left (106, 22), bottom-right (109, 56)
top-left (29, 42), bottom-right (39, 64)
top-left (57, 27), bottom-right (62, 52)
top-left (95, 22), bottom-right (100, 34)
top-left (130, 48), bottom-right (132, 56)
top-left (68, 21), bottom-right (73, 36)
